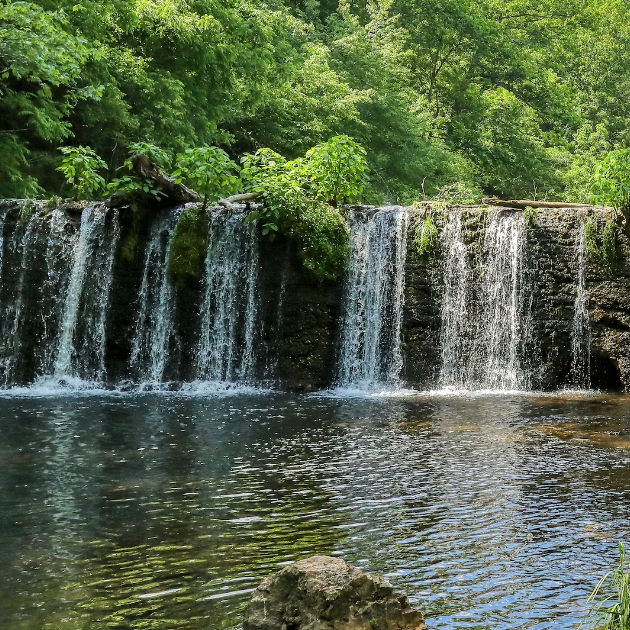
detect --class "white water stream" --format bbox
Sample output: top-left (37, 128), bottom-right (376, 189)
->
top-left (196, 209), bottom-right (260, 384)
top-left (337, 207), bottom-right (408, 391)
top-left (570, 220), bottom-right (591, 388)
top-left (439, 210), bottom-right (536, 390)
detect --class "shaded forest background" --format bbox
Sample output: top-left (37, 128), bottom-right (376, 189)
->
top-left (1, 0), bottom-right (629, 203)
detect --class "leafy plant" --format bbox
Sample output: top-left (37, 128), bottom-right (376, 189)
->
top-left (19, 200), bottom-right (35, 223)
top-left (414, 215), bottom-right (439, 256)
top-left (108, 175), bottom-right (166, 207)
top-left (303, 135), bottom-right (369, 206)
top-left (240, 140), bottom-right (357, 281)
top-left (57, 146), bottom-right (107, 200)
top-left (241, 148), bottom-right (303, 236)
top-left (173, 146), bottom-right (241, 210)
top-left (168, 205), bottom-right (209, 286)
top-left (45, 195), bottom-right (60, 209)
top-left (592, 149), bottom-right (630, 217)
top-left (523, 205), bottom-right (538, 228)
top-left (582, 542), bottom-right (630, 630)
top-left (584, 216), bottom-right (620, 265)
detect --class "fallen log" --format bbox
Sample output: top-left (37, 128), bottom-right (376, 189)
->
top-left (217, 192), bottom-right (261, 210)
top-left (482, 198), bottom-right (592, 209)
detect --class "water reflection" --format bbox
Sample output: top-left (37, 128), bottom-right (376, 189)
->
top-left (0, 393), bottom-right (628, 629)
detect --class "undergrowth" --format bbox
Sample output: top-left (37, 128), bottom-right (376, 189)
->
top-left (19, 200), bottom-right (35, 223)
top-left (523, 205), bottom-right (538, 228)
top-left (584, 216), bottom-right (620, 266)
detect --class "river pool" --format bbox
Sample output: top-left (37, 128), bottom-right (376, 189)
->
top-left (0, 391), bottom-right (628, 629)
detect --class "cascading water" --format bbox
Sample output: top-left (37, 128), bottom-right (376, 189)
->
top-left (337, 207), bottom-right (408, 391)
top-left (0, 209), bottom-right (42, 385)
top-left (439, 212), bottom-right (472, 388)
top-left (129, 210), bottom-right (178, 386)
top-left (570, 220), bottom-right (591, 388)
top-left (0, 204), bottom-right (119, 388)
top-left (195, 209), bottom-right (260, 385)
top-left (51, 205), bottom-right (119, 383)
top-left (476, 211), bottom-right (534, 389)
top-left (439, 210), bottom-right (536, 391)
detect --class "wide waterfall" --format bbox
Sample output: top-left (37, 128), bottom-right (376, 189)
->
top-left (570, 219), bottom-right (591, 388)
top-left (439, 209), bottom-right (537, 391)
top-left (0, 200), bottom-right (611, 393)
top-left (337, 207), bottom-right (408, 391)
top-left (0, 202), bottom-right (264, 391)
top-left (195, 209), bottom-right (260, 385)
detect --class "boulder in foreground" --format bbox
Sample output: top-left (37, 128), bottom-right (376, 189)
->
top-left (243, 555), bottom-right (426, 630)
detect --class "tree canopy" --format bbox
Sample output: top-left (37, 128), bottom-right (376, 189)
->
top-left (1, 0), bottom-right (630, 202)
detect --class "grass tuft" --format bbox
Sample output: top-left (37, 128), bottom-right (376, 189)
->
top-left (582, 542), bottom-right (630, 630)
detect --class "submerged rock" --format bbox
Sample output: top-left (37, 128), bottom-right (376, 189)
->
top-left (243, 555), bottom-right (426, 630)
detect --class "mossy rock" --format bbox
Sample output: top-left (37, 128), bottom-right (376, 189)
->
top-left (168, 205), bottom-right (209, 286)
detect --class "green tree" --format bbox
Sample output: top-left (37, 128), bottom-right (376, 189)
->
top-left (0, 1), bottom-right (96, 196)
top-left (591, 149), bottom-right (630, 215)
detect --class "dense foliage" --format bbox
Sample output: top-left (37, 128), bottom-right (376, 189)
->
top-left (3, 0), bottom-right (630, 203)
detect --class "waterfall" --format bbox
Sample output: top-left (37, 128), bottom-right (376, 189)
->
top-left (337, 207), bottom-right (408, 391)
top-left (195, 209), bottom-right (260, 384)
top-left (476, 211), bottom-right (533, 389)
top-left (0, 209), bottom-right (42, 385)
top-left (439, 210), bottom-right (536, 391)
top-left (129, 211), bottom-right (178, 386)
top-left (439, 212), bottom-right (472, 388)
top-left (570, 220), bottom-right (591, 388)
top-left (52, 205), bottom-right (118, 383)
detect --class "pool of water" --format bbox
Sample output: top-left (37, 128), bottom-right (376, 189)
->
top-left (0, 391), bottom-right (629, 629)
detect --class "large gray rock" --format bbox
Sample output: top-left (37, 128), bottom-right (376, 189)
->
top-left (243, 555), bottom-right (426, 630)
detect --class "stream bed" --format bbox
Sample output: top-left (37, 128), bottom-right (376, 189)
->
top-left (0, 391), bottom-right (628, 629)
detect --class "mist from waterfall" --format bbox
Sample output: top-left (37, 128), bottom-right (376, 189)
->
top-left (337, 207), bottom-right (408, 391)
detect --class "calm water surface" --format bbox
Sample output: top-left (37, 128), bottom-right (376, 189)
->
top-left (0, 391), bottom-right (629, 629)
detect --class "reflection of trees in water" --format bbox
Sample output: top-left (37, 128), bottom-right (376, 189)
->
top-left (0, 396), bottom-right (346, 630)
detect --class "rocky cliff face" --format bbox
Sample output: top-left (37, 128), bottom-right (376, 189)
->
top-left (0, 199), bottom-right (627, 391)
top-left (402, 205), bottom-right (629, 391)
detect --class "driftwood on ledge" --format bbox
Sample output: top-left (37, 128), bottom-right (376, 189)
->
top-left (482, 198), bottom-right (592, 209)
top-left (217, 192), bottom-right (261, 210)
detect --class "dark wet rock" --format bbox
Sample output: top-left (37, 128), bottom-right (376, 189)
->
top-left (243, 555), bottom-right (426, 630)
